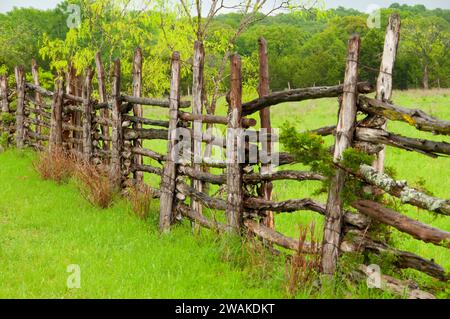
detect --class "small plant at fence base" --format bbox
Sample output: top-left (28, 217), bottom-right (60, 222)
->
top-left (284, 222), bottom-right (321, 298)
top-left (33, 148), bottom-right (75, 184)
top-left (127, 183), bottom-right (154, 220)
top-left (219, 232), bottom-right (281, 283)
top-left (0, 112), bottom-right (15, 150)
top-left (73, 161), bottom-right (116, 209)
top-left (0, 131), bottom-right (10, 150)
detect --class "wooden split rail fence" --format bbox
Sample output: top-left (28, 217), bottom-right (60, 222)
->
top-left (1, 13), bottom-right (449, 297)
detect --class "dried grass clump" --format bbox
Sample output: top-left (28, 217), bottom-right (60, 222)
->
top-left (128, 183), bottom-right (154, 219)
top-left (73, 160), bottom-right (115, 209)
top-left (285, 222), bottom-right (321, 298)
top-left (33, 148), bottom-right (75, 184)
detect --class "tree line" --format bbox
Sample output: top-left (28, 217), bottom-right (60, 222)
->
top-left (0, 1), bottom-right (448, 98)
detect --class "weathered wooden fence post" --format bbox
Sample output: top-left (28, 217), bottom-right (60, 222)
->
top-left (110, 59), bottom-right (123, 190)
top-left (159, 52), bottom-right (181, 233)
top-left (132, 47), bottom-right (143, 181)
top-left (0, 73), bottom-right (9, 129)
top-left (321, 35), bottom-right (361, 275)
top-left (226, 54), bottom-right (244, 232)
top-left (66, 63), bottom-right (76, 150)
top-left (31, 59), bottom-right (42, 138)
top-left (95, 52), bottom-right (110, 152)
top-left (15, 66), bottom-right (25, 149)
top-left (0, 75), bottom-right (8, 114)
top-left (49, 73), bottom-right (65, 151)
top-left (82, 68), bottom-right (94, 162)
top-left (258, 37), bottom-right (274, 229)
top-left (191, 40), bottom-right (205, 220)
top-left (0, 74), bottom-right (9, 143)
top-left (373, 13), bottom-right (401, 173)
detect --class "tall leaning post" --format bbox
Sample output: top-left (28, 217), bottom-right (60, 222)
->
top-left (373, 14), bottom-right (401, 173)
top-left (191, 40), bottom-right (205, 222)
top-left (95, 52), bottom-right (110, 152)
top-left (110, 59), bottom-right (123, 191)
top-left (321, 35), bottom-right (361, 275)
top-left (66, 63), bottom-right (77, 150)
top-left (82, 68), bottom-right (94, 162)
top-left (49, 73), bottom-right (64, 151)
top-left (0, 74), bottom-right (9, 133)
top-left (31, 59), bottom-right (42, 138)
top-left (159, 52), bottom-right (181, 233)
top-left (15, 66), bottom-right (25, 149)
top-left (226, 54), bottom-right (244, 232)
top-left (258, 37), bottom-right (274, 229)
top-left (132, 47), bottom-right (144, 181)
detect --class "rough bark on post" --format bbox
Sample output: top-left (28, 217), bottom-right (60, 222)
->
top-left (132, 47), bottom-right (143, 181)
top-left (110, 60), bottom-right (123, 191)
top-left (159, 52), bottom-right (181, 233)
top-left (0, 74), bottom-right (9, 137)
top-left (82, 69), bottom-right (94, 162)
top-left (321, 35), bottom-right (360, 275)
top-left (0, 74), bottom-right (8, 145)
top-left (0, 75), bottom-right (8, 113)
top-left (66, 63), bottom-right (78, 150)
top-left (31, 59), bottom-right (42, 138)
top-left (191, 40), bottom-right (205, 221)
top-left (258, 37), bottom-right (274, 229)
top-left (49, 74), bottom-right (64, 151)
top-left (373, 14), bottom-right (401, 173)
top-left (15, 66), bottom-right (25, 148)
top-left (75, 75), bottom-right (83, 152)
top-left (95, 52), bottom-right (110, 151)
top-left (226, 54), bottom-right (244, 232)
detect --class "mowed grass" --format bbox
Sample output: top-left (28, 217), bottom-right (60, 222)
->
top-left (0, 89), bottom-right (449, 298)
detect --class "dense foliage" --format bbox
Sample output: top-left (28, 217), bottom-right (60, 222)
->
top-left (280, 124), bottom-right (378, 206)
top-left (0, 1), bottom-right (448, 95)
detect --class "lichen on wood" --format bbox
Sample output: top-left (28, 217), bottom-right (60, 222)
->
top-left (359, 164), bottom-right (449, 215)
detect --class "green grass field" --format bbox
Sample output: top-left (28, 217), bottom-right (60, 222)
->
top-left (0, 89), bottom-right (449, 298)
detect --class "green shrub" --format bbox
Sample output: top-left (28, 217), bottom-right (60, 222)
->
top-left (1, 112), bottom-right (15, 126)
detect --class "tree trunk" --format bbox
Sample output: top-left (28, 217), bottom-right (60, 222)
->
top-left (423, 65), bottom-right (429, 90)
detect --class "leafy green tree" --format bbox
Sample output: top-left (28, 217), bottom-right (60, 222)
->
top-left (400, 16), bottom-right (450, 89)
top-left (0, 7), bottom-right (67, 72)
top-left (39, 0), bottom-right (196, 96)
